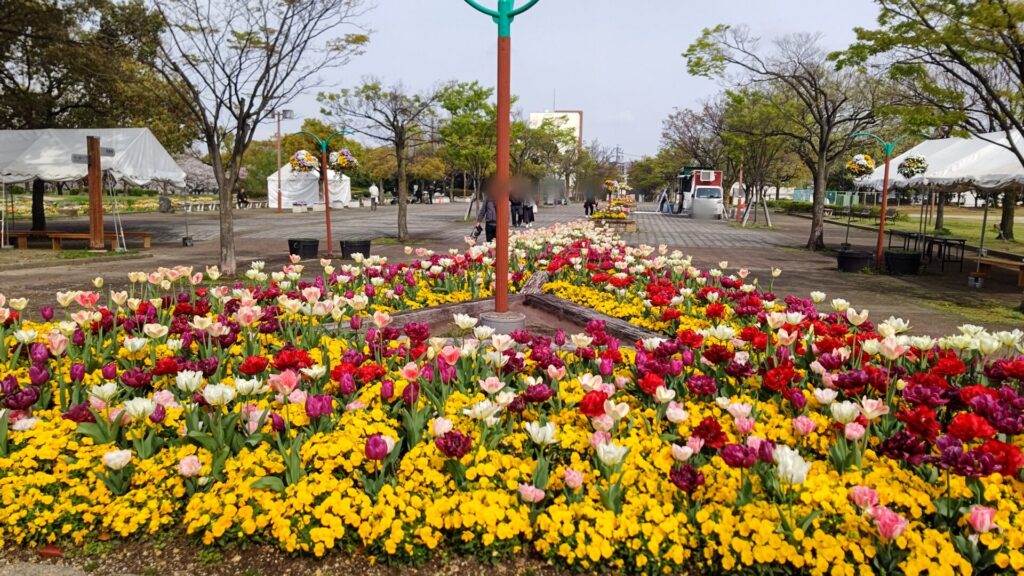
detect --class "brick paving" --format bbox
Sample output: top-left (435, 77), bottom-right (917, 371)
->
top-left (1, 202), bottom-right (1020, 335)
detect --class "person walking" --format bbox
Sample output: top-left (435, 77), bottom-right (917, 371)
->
top-left (368, 183), bottom-right (379, 211)
top-left (584, 188), bottom-right (596, 216)
top-left (476, 191), bottom-right (498, 242)
top-left (236, 186), bottom-right (249, 209)
top-left (523, 194), bottom-right (536, 228)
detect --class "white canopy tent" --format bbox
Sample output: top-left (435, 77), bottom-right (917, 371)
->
top-left (859, 131), bottom-right (1024, 193)
top-left (266, 164), bottom-right (352, 209)
top-left (0, 128), bottom-right (186, 187)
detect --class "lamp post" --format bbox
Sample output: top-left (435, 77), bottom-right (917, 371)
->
top-left (274, 109), bottom-right (295, 213)
top-left (298, 129), bottom-right (352, 258)
top-left (853, 131), bottom-right (910, 269)
top-left (464, 0), bottom-right (540, 319)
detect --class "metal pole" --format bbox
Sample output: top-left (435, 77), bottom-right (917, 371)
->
top-left (322, 147), bottom-right (332, 258)
top-left (875, 153), bottom-right (891, 268)
top-left (494, 35), bottom-right (511, 313)
top-left (276, 112), bottom-right (283, 213)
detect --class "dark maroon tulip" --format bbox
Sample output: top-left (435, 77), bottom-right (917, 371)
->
top-left (29, 343), bottom-right (50, 365)
top-left (63, 403), bottom-right (96, 423)
top-left (40, 306), bottom-right (54, 321)
top-left (69, 363), bottom-right (86, 383)
top-left (3, 386), bottom-right (39, 410)
top-left (101, 363), bottom-right (117, 380)
top-left (349, 316), bottom-right (362, 330)
top-left (669, 464), bottom-right (705, 494)
top-left (269, 413), bottom-right (285, 433)
top-left (28, 365), bottom-right (50, 386)
top-left (435, 430), bottom-right (472, 459)
top-left (1, 374), bottom-right (18, 395)
top-left (402, 381), bottom-right (420, 405)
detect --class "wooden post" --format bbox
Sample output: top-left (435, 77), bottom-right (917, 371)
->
top-left (87, 136), bottom-right (105, 250)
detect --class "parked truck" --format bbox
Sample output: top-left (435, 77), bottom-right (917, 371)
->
top-left (670, 167), bottom-right (724, 219)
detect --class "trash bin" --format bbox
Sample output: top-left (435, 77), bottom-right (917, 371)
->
top-left (288, 238), bottom-right (320, 259)
top-left (340, 239), bottom-right (371, 260)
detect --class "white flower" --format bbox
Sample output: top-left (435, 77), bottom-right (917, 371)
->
top-left (453, 314), bottom-right (478, 330)
top-left (122, 398), bottom-right (156, 420)
top-left (299, 365), bottom-right (327, 380)
top-left (830, 298), bottom-right (850, 312)
top-left (13, 330), bottom-right (37, 344)
top-left (810, 291), bottom-right (826, 304)
top-left (473, 325), bottom-right (495, 340)
top-left (860, 339), bottom-right (881, 356)
top-left (813, 388), bottom-right (838, 405)
top-left (491, 334), bottom-right (514, 352)
top-left (143, 324), bottom-right (169, 339)
top-left (654, 386), bottom-right (676, 404)
top-left (122, 337), bottom-right (148, 353)
top-left (234, 377), bottom-right (268, 396)
top-left (596, 442), bottom-right (629, 467)
top-left (524, 421), bottom-right (558, 446)
top-left (463, 400), bottom-right (501, 421)
top-left (880, 316), bottom-right (911, 335)
top-left (831, 401), bottom-right (860, 424)
top-left (670, 444), bottom-right (694, 462)
top-left (432, 417), bottom-right (453, 436)
top-left (175, 370), bottom-right (204, 394)
top-left (166, 339), bottom-right (183, 352)
top-left (91, 383), bottom-right (119, 403)
top-left (202, 383), bottom-right (236, 406)
top-left (773, 445), bottom-right (812, 485)
top-left (666, 401), bottom-right (689, 424)
top-left (603, 399), bottom-right (630, 421)
top-left (11, 417), bottom-right (38, 431)
top-left (570, 333), bottom-right (593, 348)
top-left (704, 324), bottom-right (736, 341)
top-left (103, 449), bottom-right (133, 471)
top-left (846, 308), bottom-right (869, 326)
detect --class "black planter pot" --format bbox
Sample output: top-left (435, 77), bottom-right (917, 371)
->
top-left (836, 249), bottom-right (874, 273)
top-left (288, 238), bottom-right (320, 259)
top-left (884, 250), bottom-right (921, 275)
top-left (340, 239), bottom-right (371, 260)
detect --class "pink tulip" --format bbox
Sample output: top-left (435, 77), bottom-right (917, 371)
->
top-left (589, 431), bottom-right (611, 448)
top-left (844, 422), bottom-right (866, 441)
top-left (47, 332), bottom-right (69, 357)
top-left (546, 365), bottom-right (567, 381)
top-left (563, 468), bottom-right (584, 490)
top-left (792, 416), bottom-right (817, 437)
top-left (269, 370), bottom-right (301, 394)
top-left (438, 346), bottom-right (461, 366)
top-left (178, 455), bottom-right (202, 477)
top-left (860, 398), bottom-right (890, 421)
top-left (479, 376), bottom-right (505, 394)
top-left (968, 505), bottom-right (997, 533)
top-left (878, 336), bottom-right (908, 361)
top-left (848, 485), bottom-right (879, 510)
top-left (518, 483), bottom-right (545, 504)
top-left (399, 362), bottom-right (421, 381)
top-left (686, 436), bottom-right (705, 453)
top-left (301, 286), bottom-right (321, 303)
top-left (74, 291), bottom-right (100, 309)
top-left (871, 506), bottom-right (908, 540)
top-left (734, 416), bottom-right (756, 435)
top-left (152, 390), bottom-right (178, 408)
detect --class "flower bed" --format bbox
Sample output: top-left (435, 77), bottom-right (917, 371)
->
top-left (1, 223), bottom-right (1023, 575)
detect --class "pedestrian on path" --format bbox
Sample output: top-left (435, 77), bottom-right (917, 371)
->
top-left (368, 183), bottom-right (379, 211)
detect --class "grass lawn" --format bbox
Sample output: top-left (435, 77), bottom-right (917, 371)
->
top-left (837, 206), bottom-right (1024, 256)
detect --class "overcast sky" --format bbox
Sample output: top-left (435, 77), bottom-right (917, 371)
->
top-left (265, 0), bottom-right (881, 158)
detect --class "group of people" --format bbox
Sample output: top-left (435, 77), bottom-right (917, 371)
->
top-left (475, 176), bottom-right (539, 242)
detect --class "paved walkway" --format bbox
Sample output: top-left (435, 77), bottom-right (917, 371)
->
top-left (1, 203), bottom-right (1020, 335)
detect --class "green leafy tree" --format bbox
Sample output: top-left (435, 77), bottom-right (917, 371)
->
top-left (319, 80), bottom-right (446, 241)
top-left (438, 82), bottom-right (496, 208)
top-left (686, 26), bottom-right (883, 250)
top-left (151, 0), bottom-right (369, 274)
top-left (836, 0), bottom-right (1024, 238)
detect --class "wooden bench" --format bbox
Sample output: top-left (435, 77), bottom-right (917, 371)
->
top-left (6, 230), bottom-right (49, 249)
top-left (48, 232), bottom-right (153, 251)
top-left (972, 256), bottom-right (1024, 288)
top-left (854, 208), bottom-right (872, 219)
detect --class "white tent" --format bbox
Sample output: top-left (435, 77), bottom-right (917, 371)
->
top-left (266, 164), bottom-right (352, 209)
top-left (859, 131), bottom-right (1024, 192)
top-left (0, 128), bottom-right (186, 187)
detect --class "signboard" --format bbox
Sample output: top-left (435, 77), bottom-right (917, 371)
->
top-left (71, 148), bottom-right (115, 164)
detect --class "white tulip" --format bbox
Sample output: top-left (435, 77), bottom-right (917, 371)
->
top-left (773, 445), bottom-right (812, 485)
top-left (524, 421), bottom-right (558, 446)
top-left (596, 442), bottom-right (629, 467)
top-left (202, 383), bottom-right (236, 407)
top-left (123, 397), bottom-right (156, 420)
top-left (175, 370), bottom-right (204, 394)
top-left (103, 449), bottom-right (133, 471)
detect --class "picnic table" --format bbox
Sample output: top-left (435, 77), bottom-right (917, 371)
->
top-left (971, 256), bottom-right (1024, 288)
top-left (922, 235), bottom-right (966, 272)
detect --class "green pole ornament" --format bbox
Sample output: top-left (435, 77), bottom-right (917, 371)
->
top-left (464, 0), bottom-right (540, 37)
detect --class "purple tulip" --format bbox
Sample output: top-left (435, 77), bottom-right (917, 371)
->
top-left (394, 284), bottom-right (405, 296)
top-left (1, 374), bottom-right (18, 395)
top-left (304, 395), bottom-right (334, 419)
top-left (3, 386), bottom-right (39, 410)
top-left (599, 358), bottom-right (614, 376)
top-left (402, 381), bottom-right (420, 405)
top-left (669, 464), bottom-right (705, 494)
top-left (40, 306), bottom-right (54, 321)
top-left (62, 403), bottom-right (96, 423)
top-left (524, 384), bottom-right (554, 403)
top-left (72, 330), bottom-right (85, 347)
top-left (68, 363), bottom-right (86, 383)
top-left (720, 444), bottom-right (757, 469)
top-left (149, 404), bottom-right (166, 424)
top-left (380, 379), bottom-right (394, 401)
top-left (338, 373), bottom-right (356, 395)
top-left (269, 413), bottom-right (285, 433)
top-left (435, 430), bottom-right (472, 459)
top-left (364, 433), bottom-right (390, 461)
top-left (120, 368), bottom-right (152, 389)
top-left (28, 365), bottom-right (50, 386)
top-left (554, 330), bottom-right (566, 346)
top-left (29, 343), bottom-right (50, 365)
top-left (349, 316), bottom-right (363, 330)
top-left (101, 363), bottom-right (118, 380)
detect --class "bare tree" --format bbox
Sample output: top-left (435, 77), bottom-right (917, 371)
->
top-left (319, 80), bottom-right (445, 241)
top-left (687, 27), bottom-right (882, 250)
top-left (661, 97), bottom-right (738, 202)
top-left (151, 0), bottom-right (369, 274)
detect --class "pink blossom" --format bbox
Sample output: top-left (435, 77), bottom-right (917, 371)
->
top-left (968, 505), bottom-right (997, 533)
top-left (479, 376), bottom-right (505, 394)
top-left (686, 436), bottom-right (705, 453)
top-left (848, 485), bottom-right (879, 510)
top-left (518, 483), bottom-right (545, 503)
top-left (871, 505), bottom-right (908, 540)
top-left (563, 468), bottom-right (584, 490)
top-left (792, 416), bottom-right (817, 436)
top-left (591, 414), bottom-right (614, 432)
top-left (178, 455), bottom-right (202, 477)
top-left (438, 346), bottom-right (461, 366)
top-left (287, 388), bottom-right (308, 405)
top-left (74, 291), bottom-right (100, 309)
top-left (590, 430), bottom-right (611, 448)
top-left (269, 370), bottom-right (301, 394)
top-left (860, 398), bottom-right (890, 420)
top-left (152, 390), bottom-right (178, 408)
top-left (734, 416), bottom-right (756, 435)
top-left (399, 362), bottom-right (421, 381)
top-left (844, 422), bottom-right (866, 441)
top-left (546, 365), bottom-right (566, 381)
top-left (346, 400), bottom-right (366, 411)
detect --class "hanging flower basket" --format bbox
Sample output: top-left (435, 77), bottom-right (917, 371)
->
top-left (290, 150), bottom-right (318, 173)
top-left (846, 154), bottom-right (876, 177)
top-left (897, 154), bottom-right (928, 179)
top-left (329, 149), bottom-right (359, 172)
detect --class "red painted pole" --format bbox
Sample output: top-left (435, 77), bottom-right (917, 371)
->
top-left (323, 149), bottom-right (333, 257)
top-left (875, 155), bottom-right (891, 269)
top-left (494, 36), bottom-right (511, 313)
top-left (86, 136), bottom-right (105, 250)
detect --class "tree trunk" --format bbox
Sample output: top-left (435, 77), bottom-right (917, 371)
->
top-left (31, 179), bottom-right (46, 230)
top-left (396, 144), bottom-right (408, 241)
top-left (208, 137), bottom-right (237, 277)
top-left (806, 167), bottom-right (827, 250)
top-left (934, 192), bottom-right (946, 231)
top-left (999, 189), bottom-right (1016, 240)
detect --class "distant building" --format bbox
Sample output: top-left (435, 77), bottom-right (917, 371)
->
top-left (528, 110), bottom-right (583, 151)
